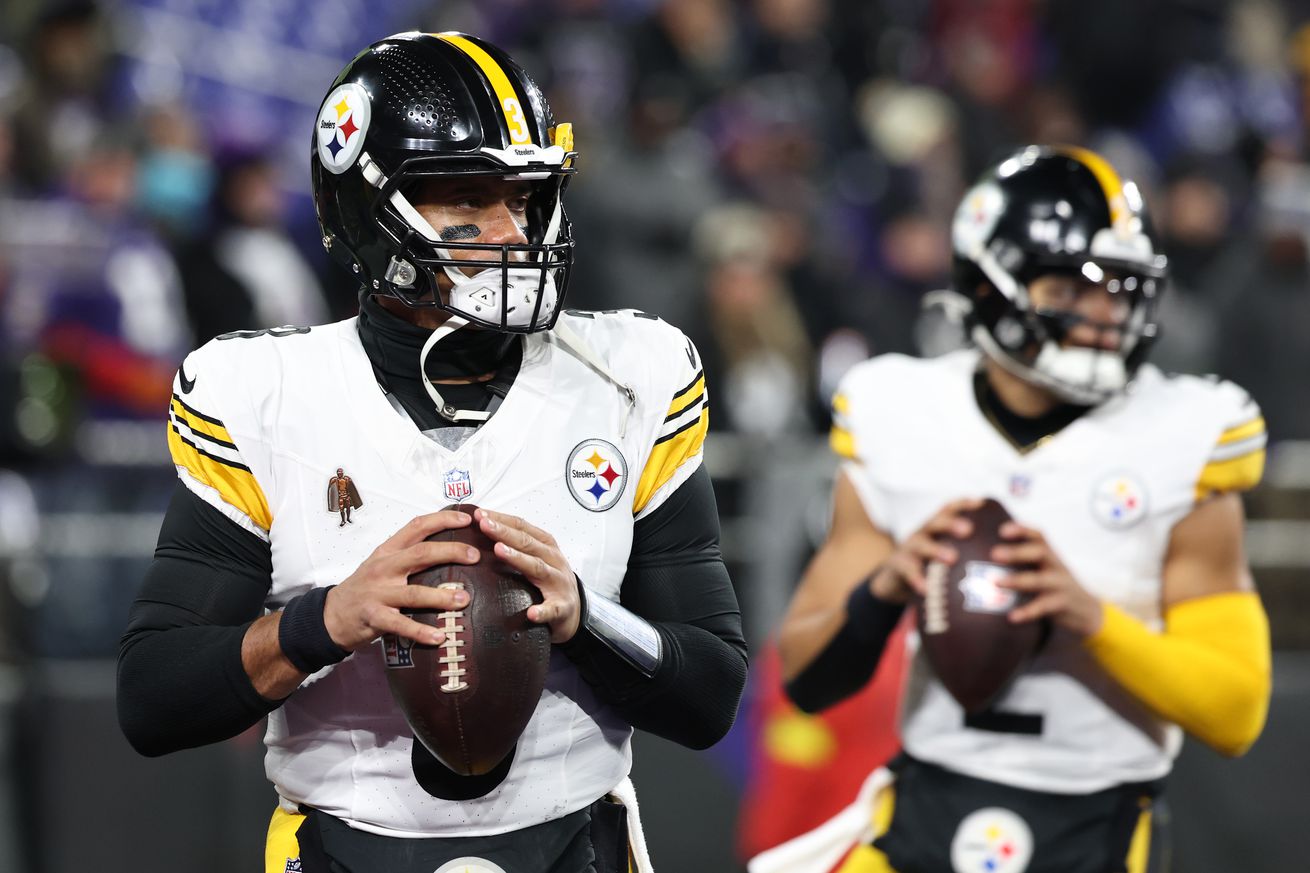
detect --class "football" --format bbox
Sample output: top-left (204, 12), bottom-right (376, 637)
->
top-left (384, 504), bottom-right (551, 776)
top-left (915, 498), bottom-right (1045, 713)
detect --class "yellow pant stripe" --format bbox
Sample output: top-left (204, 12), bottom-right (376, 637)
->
top-left (265, 807), bottom-right (304, 873)
top-left (1125, 806), bottom-right (1153, 873)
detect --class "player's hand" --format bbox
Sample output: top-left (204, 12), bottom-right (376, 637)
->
top-left (871, 497), bottom-right (986, 603)
top-left (992, 522), bottom-right (1104, 637)
top-left (323, 510), bottom-right (481, 651)
top-left (474, 508), bottom-right (581, 643)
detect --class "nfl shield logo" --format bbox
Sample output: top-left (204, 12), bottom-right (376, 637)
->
top-left (444, 468), bottom-right (473, 502)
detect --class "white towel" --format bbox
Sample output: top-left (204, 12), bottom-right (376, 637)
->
top-left (746, 767), bottom-right (893, 873)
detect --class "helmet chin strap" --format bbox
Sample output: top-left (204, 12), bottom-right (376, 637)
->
top-left (418, 315), bottom-right (493, 423)
top-left (972, 326), bottom-right (1122, 405)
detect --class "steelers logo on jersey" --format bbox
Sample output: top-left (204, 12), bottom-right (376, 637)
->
top-left (950, 806), bottom-right (1034, 873)
top-left (566, 439), bottom-right (627, 512)
top-left (433, 860), bottom-right (507, 873)
top-left (1090, 472), bottom-right (1149, 530)
top-left (316, 82), bottom-right (371, 174)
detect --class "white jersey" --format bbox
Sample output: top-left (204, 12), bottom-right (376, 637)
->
top-left (164, 311), bottom-right (710, 837)
top-left (831, 350), bottom-right (1265, 794)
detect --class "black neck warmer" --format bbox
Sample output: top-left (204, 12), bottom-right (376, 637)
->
top-left (357, 295), bottom-right (522, 430)
top-left (973, 369), bottom-right (1089, 450)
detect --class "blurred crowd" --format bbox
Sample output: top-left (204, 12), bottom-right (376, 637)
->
top-left (3, 0), bottom-right (1310, 468)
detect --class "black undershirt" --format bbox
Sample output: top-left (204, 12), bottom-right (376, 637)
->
top-left (357, 295), bottom-right (522, 430)
top-left (118, 301), bottom-right (746, 759)
top-left (973, 369), bottom-right (1090, 450)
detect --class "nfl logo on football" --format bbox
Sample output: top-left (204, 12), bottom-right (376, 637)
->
top-left (443, 467), bottom-right (473, 502)
top-left (383, 634), bottom-right (414, 669)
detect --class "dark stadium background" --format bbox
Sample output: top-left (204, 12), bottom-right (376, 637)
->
top-left (1, 0), bottom-right (1308, 871)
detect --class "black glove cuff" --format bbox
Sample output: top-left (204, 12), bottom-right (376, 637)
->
top-left (278, 586), bottom-right (349, 674)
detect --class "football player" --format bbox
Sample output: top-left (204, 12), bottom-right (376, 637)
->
top-left (117, 33), bottom-right (747, 873)
top-left (752, 146), bottom-right (1271, 873)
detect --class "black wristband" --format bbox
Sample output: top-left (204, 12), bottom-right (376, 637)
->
top-left (278, 586), bottom-right (349, 674)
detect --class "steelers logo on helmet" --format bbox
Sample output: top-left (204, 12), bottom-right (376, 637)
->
top-left (316, 83), bottom-right (371, 174)
top-left (566, 439), bottom-right (627, 512)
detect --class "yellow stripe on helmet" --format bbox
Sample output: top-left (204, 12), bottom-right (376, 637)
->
top-left (435, 33), bottom-right (533, 145)
top-left (1056, 145), bottom-right (1127, 226)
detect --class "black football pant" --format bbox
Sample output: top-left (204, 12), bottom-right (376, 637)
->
top-left (275, 798), bottom-right (631, 873)
top-left (871, 754), bottom-right (1169, 873)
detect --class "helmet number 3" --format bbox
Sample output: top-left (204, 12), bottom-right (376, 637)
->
top-left (503, 97), bottom-right (530, 144)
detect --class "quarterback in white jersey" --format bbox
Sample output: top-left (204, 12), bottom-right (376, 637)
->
top-left (758, 147), bottom-right (1270, 873)
top-left (119, 33), bottom-right (746, 873)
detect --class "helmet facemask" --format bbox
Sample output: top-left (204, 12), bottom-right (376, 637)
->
top-left (362, 151), bottom-right (574, 333)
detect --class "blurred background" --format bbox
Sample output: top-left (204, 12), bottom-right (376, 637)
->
top-left (0, 0), bottom-right (1308, 870)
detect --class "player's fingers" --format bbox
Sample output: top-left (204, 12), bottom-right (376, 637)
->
top-left (996, 570), bottom-right (1050, 592)
top-left (477, 508), bottom-right (559, 549)
top-left (1008, 593), bottom-right (1062, 625)
top-left (386, 541), bottom-right (480, 575)
top-left (907, 532), bottom-right (956, 565)
top-left (999, 521), bottom-right (1043, 542)
top-left (989, 541), bottom-right (1049, 566)
top-left (378, 511), bottom-right (473, 553)
top-left (371, 611), bottom-right (446, 647)
top-left (385, 582), bottom-right (471, 612)
top-left (889, 552), bottom-right (927, 595)
top-left (495, 540), bottom-right (560, 584)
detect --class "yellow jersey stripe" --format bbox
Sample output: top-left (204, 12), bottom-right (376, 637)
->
top-left (436, 33), bottom-right (532, 145)
top-left (1219, 415), bottom-right (1265, 445)
top-left (265, 807), bottom-right (304, 873)
top-left (167, 423), bottom-right (273, 531)
top-left (1125, 805), bottom-right (1152, 873)
top-left (634, 407), bottom-right (708, 514)
top-left (669, 371), bottom-right (705, 412)
top-left (830, 426), bottom-right (856, 459)
top-left (171, 397), bottom-right (236, 448)
top-left (832, 392), bottom-right (850, 415)
top-left (1195, 449), bottom-right (1266, 501)
top-left (1058, 146), bottom-right (1126, 225)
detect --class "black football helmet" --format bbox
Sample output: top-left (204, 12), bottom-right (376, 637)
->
top-left (311, 32), bottom-right (576, 332)
top-left (951, 145), bottom-right (1168, 404)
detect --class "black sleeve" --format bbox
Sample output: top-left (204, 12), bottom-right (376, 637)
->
top-left (783, 581), bottom-right (905, 713)
top-left (559, 464), bottom-right (749, 749)
top-left (117, 483), bottom-right (280, 757)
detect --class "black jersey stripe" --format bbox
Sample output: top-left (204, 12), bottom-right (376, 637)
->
top-left (170, 423), bottom-right (252, 473)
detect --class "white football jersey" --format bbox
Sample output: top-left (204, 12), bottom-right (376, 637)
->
top-left (165, 310), bottom-right (710, 837)
top-left (831, 350), bottom-right (1266, 794)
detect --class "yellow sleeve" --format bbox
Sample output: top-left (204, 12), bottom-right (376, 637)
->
top-left (632, 355), bottom-right (709, 516)
top-left (1083, 592), bottom-right (1271, 756)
